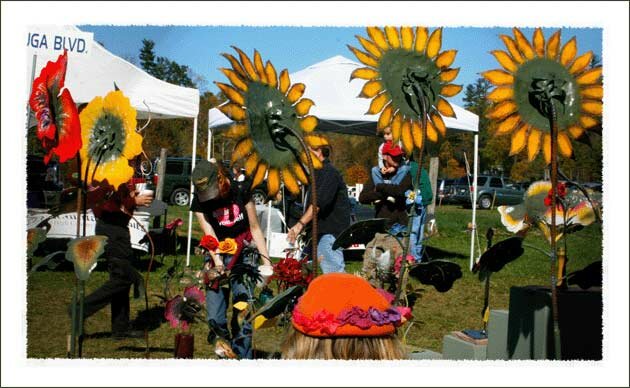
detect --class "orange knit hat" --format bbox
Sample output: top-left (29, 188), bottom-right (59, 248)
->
top-left (291, 273), bottom-right (410, 337)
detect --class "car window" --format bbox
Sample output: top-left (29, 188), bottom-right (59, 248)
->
top-left (166, 162), bottom-right (184, 175)
top-left (477, 177), bottom-right (488, 186)
top-left (489, 177), bottom-right (502, 188)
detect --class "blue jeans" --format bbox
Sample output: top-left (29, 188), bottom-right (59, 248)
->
top-left (318, 234), bottom-right (345, 274)
top-left (205, 254), bottom-right (254, 359)
top-left (371, 165), bottom-right (410, 185)
top-left (409, 206), bottom-right (427, 262)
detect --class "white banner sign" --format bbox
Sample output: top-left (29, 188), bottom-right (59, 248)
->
top-left (26, 26), bottom-right (94, 57)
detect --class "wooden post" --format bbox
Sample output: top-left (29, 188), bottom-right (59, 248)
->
top-left (153, 148), bottom-right (167, 228)
top-left (427, 157), bottom-right (439, 216)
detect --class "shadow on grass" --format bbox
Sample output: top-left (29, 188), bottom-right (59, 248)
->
top-left (253, 349), bottom-right (282, 359)
top-left (115, 346), bottom-right (174, 354)
top-left (132, 305), bottom-right (166, 332)
top-left (424, 246), bottom-right (468, 261)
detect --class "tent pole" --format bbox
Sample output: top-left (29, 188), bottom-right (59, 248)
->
top-left (186, 117), bottom-right (199, 267)
top-left (207, 128), bottom-right (212, 160)
top-left (469, 133), bottom-right (479, 271)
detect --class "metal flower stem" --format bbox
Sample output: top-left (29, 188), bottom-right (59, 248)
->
top-left (78, 280), bottom-right (86, 358)
top-left (548, 102), bottom-right (562, 360)
top-left (394, 96), bottom-right (428, 306)
top-left (285, 126), bottom-right (319, 279)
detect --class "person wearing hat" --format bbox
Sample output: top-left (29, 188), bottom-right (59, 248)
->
top-left (190, 159), bottom-right (271, 359)
top-left (281, 273), bottom-right (409, 359)
top-left (359, 141), bottom-right (413, 227)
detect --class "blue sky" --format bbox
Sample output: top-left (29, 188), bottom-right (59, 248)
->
top-left (78, 25), bottom-right (602, 107)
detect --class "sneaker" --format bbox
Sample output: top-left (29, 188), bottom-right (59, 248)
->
top-left (214, 338), bottom-right (238, 359)
top-left (386, 196), bottom-right (395, 203)
top-left (112, 329), bottom-right (144, 340)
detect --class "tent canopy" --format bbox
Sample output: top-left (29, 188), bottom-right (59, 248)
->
top-left (208, 55), bottom-right (478, 135)
top-left (27, 26), bottom-right (199, 120)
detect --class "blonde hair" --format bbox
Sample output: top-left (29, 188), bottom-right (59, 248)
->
top-left (281, 327), bottom-right (406, 360)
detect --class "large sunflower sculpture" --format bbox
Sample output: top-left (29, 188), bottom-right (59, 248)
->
top-left (349, 26), bottom-right (463, 155)
top-left (79, 90), bottom-right (144, 188)
top-left (482, 27), bottom-right (603, 163)
top-left (217, 47), bottom-right (328, 197)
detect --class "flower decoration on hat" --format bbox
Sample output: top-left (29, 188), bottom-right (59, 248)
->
top-left (79, 90), bottom-right (144, 188)
top-left (29, 50), bottom-right (82, 164)
top-left (217, 47), bottom-right (329, 197)
top-left (349, 26), bottom-right (462, 155)
top-left (483, 28), bottom-right (602, 163)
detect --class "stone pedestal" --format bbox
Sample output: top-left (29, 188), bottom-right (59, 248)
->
top-left (442, 332), bottom-right (487, 360)
top-left (486, 309), bottom-right (509, 360)
top-left (408, 349), bottom-right (443, 360)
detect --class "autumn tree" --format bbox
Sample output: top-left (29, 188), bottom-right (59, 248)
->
top-left (346, 164), bottom-right (369, 185)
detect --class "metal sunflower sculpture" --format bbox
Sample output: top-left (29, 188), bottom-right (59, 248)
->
top-left (483, 27), bottom-right (603, 360)
top-left (349, 26), bottom-right (462, 154)
top-left (216, 47), bottom-right (328, 276)
top-left (349, 26), bottom-right (463, 304)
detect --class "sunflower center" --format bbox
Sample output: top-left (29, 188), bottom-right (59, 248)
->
top-left (244, 82), bottom-right (302, 169)
top-left (514, 58), bottom-right (581, 131)
top-left (378, 49), bottom-right (441, 119)
top-left (88, 112), bottom-right (126, 163)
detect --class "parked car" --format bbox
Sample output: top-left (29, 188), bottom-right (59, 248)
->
top-left (27, 155), bottom-right (63, 208)
top-left (152, 157), bottom-right (197, 207)
top-left (450, 175), bottom-right (525, 209)
top-left (437, 178), bottom-right (457, 204)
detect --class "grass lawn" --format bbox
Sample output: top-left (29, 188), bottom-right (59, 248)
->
top-left (26, 204), bottom-right (602, 359)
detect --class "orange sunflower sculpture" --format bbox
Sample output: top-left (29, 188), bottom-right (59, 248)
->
top-left (349, 26), bottom-right (462, 155)
top-left (483, 28), bottom-right (603, 163)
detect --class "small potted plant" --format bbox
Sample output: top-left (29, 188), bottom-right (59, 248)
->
top-left (164, 286), bottom-right (205, 359)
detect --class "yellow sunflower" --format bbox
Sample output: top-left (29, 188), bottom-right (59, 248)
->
top-left (79, 90), bottom-right (143, 188)
top-left (483, 27), bottom-right (603, 163)
top-left (218, 47), bottom-right (328, 197)
top-left (349, 26), bottom-right (462, 155)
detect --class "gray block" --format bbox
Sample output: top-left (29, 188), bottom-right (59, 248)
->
top-left (442, 334), bottom-right (487, 360)
top-left (486, 309), bottom-right (509, 360)
top-left (408, 349), bottom-right (443, 360)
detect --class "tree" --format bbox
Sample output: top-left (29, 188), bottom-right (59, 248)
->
top-left (139, 39), bottom-right (157, 77)
top-left (139, 39), bottom-right (195, 88)
top-left (346, 165), bottom-right (369, 185)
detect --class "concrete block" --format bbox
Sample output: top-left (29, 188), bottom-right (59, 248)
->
top-left (442, 333), bottom-right (487, 360)
top-left (408, 349), bottom-right (443, 360)
top-left (486, 309), bottom-right (509, 360)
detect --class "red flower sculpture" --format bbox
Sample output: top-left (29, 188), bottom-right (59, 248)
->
top-left (544, 182), bottom-right (567, 207)
top-left (29, 50), bottom-right (81, 164)
top-left (271, 257), bottom-right (313, 289)
top-left (199, 235), bottom-right (219, 252)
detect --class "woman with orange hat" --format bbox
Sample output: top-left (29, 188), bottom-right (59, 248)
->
top-left (281, 273), bottom-right (410, 360)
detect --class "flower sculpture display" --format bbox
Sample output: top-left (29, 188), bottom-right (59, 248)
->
top-left (78, 90), bottom-right (144, 188)
top-left (164, 286), bottom-right (205, 331)
top-left (349, 26), bottom-right (462, 154)
top-left (217, 46), bottom-right (329, 197)
top-left (217, 238), bottom-right (238, 255)
top-left (270, 256), bottom-right (313, 290)
top-left (65, 235), bottom-right (108, 281)
top-left (29, 50), bottom-right (82, 164)
top-left (482, 28), bottom-right (602, 163)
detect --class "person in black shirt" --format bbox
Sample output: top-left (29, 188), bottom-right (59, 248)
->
top-left (287, 145), bottom-right (351, 273)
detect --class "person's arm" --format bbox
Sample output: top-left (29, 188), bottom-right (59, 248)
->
top-left (245, 201), bottom-right (271, 266)
top-left (287, 203), bottom-right (314, 244)
top-left (376, 172), bottom-right (412, 198)
top-left (358, 175), bottom-right (381, 204)
top-left (195, 211), bottom-right (217, 238)
top-left (378, 143), bottom-right (385, 170)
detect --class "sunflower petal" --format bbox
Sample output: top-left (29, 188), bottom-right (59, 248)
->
top-left (253, 50), bottom-right (267, 83)
top-left (252, 162), bottom-right (268, 189)
top-left (279, 69), bottom-right (291, 94)
top-left (487, 100), bottom-right (518, 120)
top-left (215, 82), bottom-right (244, 106)
top-left (391, 114), bottom-right (403, 142)
top-left (359, 80), bottom-right (383, 98)
top-left (568, 125), bottom-right (585, 139)
top-left (513, 28), bottom-right (535, 60)
top-left (244, 153), bottom-right (260, 176)
top-left (491, 50), bottom-right (518, 73)
top-left (348, 45), bottom-right (378, 67)
top-left (350, 67), bottom-right (380, 81)
top-left (220, 68), bottom-right (248, 92)
top-left (221, 53), bottom-right (247, 78)
top-left (294, 98), bottom-right (315, 116)
top-left (542, 133), bottom-right (551, 164)
top-left (384, 26), bottom-right (400, 48)
top-left (440, 84), bottom-right (463, 97)
top-left (377, 103), bottom-right (394, 130)
top-left (267, 168), bottom-right (280, 197)
top-left (281, 167), bottom-right (300, 195)
top-left (579, 115), bottom-right (598, 128)
top-left (300, 151), bottom-right (322, 169)
top-left (225, 123), bottom-right (248, 139)
top-left (482, 69), bottom-right (515, 86)
top-left (401, 121), bottom-right (413, 154)
top-left (292, 162), bottom-right (309, 185)
top-left (286, 83), bottom-right (306, 103)
top-left (533, 28), bottom-right (545, 57)
top-left (367, 26), bottom-right (389, 50)
top-left (528, 128), bottom-right (542, 161)
top-left (509, 124), bottom-right (528, 155)
top-left (231, 138), bottom-right (253, 162)
top-left (265, 61), bottom-right (278, 88)
top-left (436, 98), bottom-right (456, 118)
top-left (559, 37), bottom-right (577, 66)
top-left (357, 35), bottom-right (383, 58)
top-left (426, 28), bottom-right (443, 58)
top-left (411, 121), bottom-right (423, 149)
top-left (487, 86), bottom-right (514, 102)
top-left (430, 112), bottom-right (447, 136)
top-left (569, 51), bottom-right (593, 75)
top-left (558, 132), bottom-right (573, 157)
top-left (576, 67), bottom-right (603, 85)
top-left (219, 103), bottom-right (247, 121)
top-left (496, 114), bottom-right (521, 135)
top-left (426, 119), bottom-right (438, 142)
top-left (435, 50), bottom-right (457, 69)
top-left (232, 46), bottom-right (258, 81)
top-left (401, 26), bottom-right (414, 50)
top-left (580, 85), bottom-right (603, 100)
top-left (299, 116), bottom-right (318, 132)
top-left (500, 35), bottom-right (525, 64)
top-left (439, 68), bottom-right (460, 83)
top-left (366, 93), bottom-right (389, 114)
top-left (305, 134), bottom-right (329, 148)
top-left (581, 100), bottom-right (602, 116)
top-left (546, 30), bottom-right (561, 60)
top-left (415, 27), bottom-right (429, 53)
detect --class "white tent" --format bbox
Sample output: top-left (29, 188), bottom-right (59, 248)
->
top-left (207, 55), bottom-right (481, 270)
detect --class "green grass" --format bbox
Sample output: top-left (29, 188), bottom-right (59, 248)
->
top-left (26, 205), bottom-right (602, 359)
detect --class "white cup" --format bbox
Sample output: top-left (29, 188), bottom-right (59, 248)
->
top-left (257, 265), bottom-right (274, 288)
top-left (135, 183), bottom-right (147, 193)
top-left (141, 189), bottom-right (154, 197)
